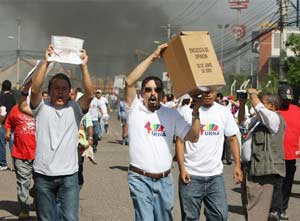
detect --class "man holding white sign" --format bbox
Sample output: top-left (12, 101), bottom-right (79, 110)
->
top-left (30, 45), bottom-right (93, 221)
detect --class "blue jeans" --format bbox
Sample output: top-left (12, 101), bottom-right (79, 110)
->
top-left (128, 170), bottom-right (174, 221)
top-left (0, 126), bottom-right (12, 166)
top-left (34, 172), bottom-right (79, 221)
top-left (0, 126), bottom-right (6, 166)
top-left (179, 174), bottom-right (228, 221)
top-left (98, 117), bottom-right (105, 138)
top-left (92, 120), bottom-right (100, 149)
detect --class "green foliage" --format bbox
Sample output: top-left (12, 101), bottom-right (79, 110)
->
top-left (260, 71), bottom-right (280, 94)
top-left (285, 33), bottom-right (300, 89)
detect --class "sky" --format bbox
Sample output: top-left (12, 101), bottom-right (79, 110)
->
top-left (0, 0), bottom-right (295, 83)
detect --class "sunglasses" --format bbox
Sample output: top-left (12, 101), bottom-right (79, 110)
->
top-left (144, 87), bottom-right (162, 93)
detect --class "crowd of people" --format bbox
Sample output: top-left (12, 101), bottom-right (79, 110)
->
top-left (0, 43), bottom-right (299, 221)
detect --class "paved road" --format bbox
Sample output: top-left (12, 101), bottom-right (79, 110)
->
top-left (1, 111), bottom-right (300, 220)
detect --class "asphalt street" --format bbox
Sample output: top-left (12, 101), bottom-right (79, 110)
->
top-left (0, 111), bottom-right (300, 221)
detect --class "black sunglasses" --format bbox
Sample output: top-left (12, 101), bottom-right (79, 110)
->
top-left (144, 87), bottom-right (162, 93)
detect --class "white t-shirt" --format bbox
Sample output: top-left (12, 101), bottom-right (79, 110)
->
top-left (88, 97), bottom-right (101, 121)
top-left (33, 100), bottom-right (83, 176)
top-left (177, 104), bottom-right (193, 121)
top-left (183, 102), bottom-right (239, 176)
top-left (127, 96), bottom-right (191, 173)
top-left (99, 96), bottom-right (108, 115)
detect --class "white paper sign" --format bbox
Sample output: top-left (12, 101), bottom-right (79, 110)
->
top-left (113, 75), bottom-right (125, 89)
top-left (21, 60), bottom-right (41, 86)
top-left (162, 72), bottom-right (170, 82)
top-left (48, 36), bottom-right (84, 65)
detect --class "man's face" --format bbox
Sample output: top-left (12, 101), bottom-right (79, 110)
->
top-left (95, 92), bottom-right (102, 98)
top-left (49, 79), bottom-right (70, 107)
top-left (200, 90), bottom-right (217, 107)
top-left (142, 80), bottom-right (163, 112)
top-left (261, 95), bottom-right (274, 111)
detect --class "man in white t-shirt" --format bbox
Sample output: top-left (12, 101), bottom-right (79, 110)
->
top-left (30, 45), bottom-right (94, 221)
top-left (176, 89), bottom-right (243, 221)
top-left (98, 94), bottom-right (110, 135)
top-left (88, 90), bottom-right (102, 152)
top-left (125, 43), bottom-right (202, 221)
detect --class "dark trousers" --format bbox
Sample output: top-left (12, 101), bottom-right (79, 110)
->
top-left (241, 162), bottom-right (250, 220)
top-left (282, 159), bottom-right (296, 212)
top-left (270, 175), bottom-right (284, 214)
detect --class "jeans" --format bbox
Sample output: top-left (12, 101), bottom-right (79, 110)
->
top-left (34, 172), bottom-right (79, 221)
top-left (128, 170), bottom-right (174, 221)
top-left (0, 126), bottom-right (6, 166)
top-left (92, 120), bottom-right (100, 150)
top-left (13, 158), bottom-right (34, 212)
top-left (179, 174), bottom-right (228, 221)
top-left (0, 126), bottom-right (13, 167)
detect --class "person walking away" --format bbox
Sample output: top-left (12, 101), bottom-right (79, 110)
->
top-left (0, 80), bottom-right (16, 170)
top-left (5, 82), bottom-right (35, 219)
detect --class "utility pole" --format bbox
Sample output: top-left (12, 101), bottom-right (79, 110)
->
top-left (160, 23), bottom-right (178, 94)
top-left (160, 23), bottom-right (179, 41)
top-left (217, 24), bottom-right (230, 71)
top-left (279, 0), bottom-right (288, 84)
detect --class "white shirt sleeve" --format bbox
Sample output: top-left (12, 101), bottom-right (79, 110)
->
top-left (254, 103), bottom-right (280, 134)
top-left (224, 109), bottom-right (240, 137)
top-left (174, 110), bottom-right (191, 140)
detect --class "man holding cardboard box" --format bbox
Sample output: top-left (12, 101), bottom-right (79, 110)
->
top-left (125, 43), bottom-right (203, 221)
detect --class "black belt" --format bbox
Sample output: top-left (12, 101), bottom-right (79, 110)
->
top-left (129, 165), bottom-right (171, 179)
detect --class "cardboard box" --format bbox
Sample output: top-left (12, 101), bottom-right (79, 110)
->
top-left (162, 32), bottom-right (225, 97)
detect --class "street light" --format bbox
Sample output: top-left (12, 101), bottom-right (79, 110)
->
top-left (217, 24), bottom-right (230, 71)
top-left (16, 17), bottom-right (21, 88)
top-left (8, 18), bottom-right (22, 88)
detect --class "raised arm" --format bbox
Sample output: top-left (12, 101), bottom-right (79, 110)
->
top-left (125, 43), bottom-right (168, 107)
top-left (18, 80), bottom-right (33, 116)
top-left (77, 49), bottom-right (94, 112)
top-left (30, 45), bottom-right (52, 109)
top-left (248, 88), bottom-right (279, 133)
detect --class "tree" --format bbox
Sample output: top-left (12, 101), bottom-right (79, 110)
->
top-left (284, 33), bottom-right (300, 100)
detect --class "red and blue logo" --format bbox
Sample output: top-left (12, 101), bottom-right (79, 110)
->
top-left (144, 121), bottom-right (167, 137)
top-left (200, 124), bottom-right (220, 136)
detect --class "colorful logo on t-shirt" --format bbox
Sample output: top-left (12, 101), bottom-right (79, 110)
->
top-left (144, 121), bottom-right (166, 137)
top-left (200, 123), bottom-right (220, 136)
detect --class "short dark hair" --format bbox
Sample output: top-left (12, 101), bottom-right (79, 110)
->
top-left (261, 93), bottom-right (279, 110)
top-left (141, 76), bottom-right (163, 92)
top-left (2, 80), bottom-right (12, 91)
top-left (181, 99), bottom-right (190, 106)
top-left (217, 92), bottom-right (223, 99)
top-left (48, 73), bottom-right (71, 91)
